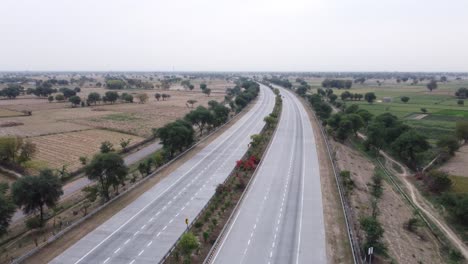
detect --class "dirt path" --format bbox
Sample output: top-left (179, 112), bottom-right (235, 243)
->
top-left (380, 150), bottom-right (468, 259)
top-left (330, 104), bottom-right (468, 259)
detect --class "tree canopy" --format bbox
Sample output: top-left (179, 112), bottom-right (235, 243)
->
top-left (155, 119), bottom-right (195, 157)
top-left (0, 183), bottom-right (15, 237)
top-left (12, 169), bottom-right (63, 224)
top-left (184, 106), bottom-right (213, 135)
top-left (85, 152), bottom-right (128, 200)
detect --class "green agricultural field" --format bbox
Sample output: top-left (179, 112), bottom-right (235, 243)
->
top-left (304, 77), bottom-right (468, 142)
top-left (449, 175), bottom-right (468, 194)
top-left (102, 113), bottom-right (140, 122)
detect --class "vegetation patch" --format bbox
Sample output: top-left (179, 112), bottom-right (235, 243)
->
top-left (435, 109), bottom-right (468, 118)
top-left (0, 109), bottom-right (24, 118)
top-left (102, 113), bottom-right (140, 122)
top-left (448, 175), bottom-right (468, 194)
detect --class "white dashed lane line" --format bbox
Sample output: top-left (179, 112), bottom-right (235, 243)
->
top-left (109, 96), bottom-right (274, 263)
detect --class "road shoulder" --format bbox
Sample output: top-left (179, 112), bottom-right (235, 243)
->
top-left (297, 96), bottom-right (354, 264)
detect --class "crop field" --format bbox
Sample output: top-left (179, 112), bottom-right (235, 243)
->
top-left (29, 129), bottom-right (145, 172)
top-left (0, 108), bottom-right (23, 117)
top-left (0, 76), bottom-right (231, 174)
top-left (69, 89), bottom-right (225, 137)
top-left (449, 175), bottom-right (468, 193)
top-left (303, 77), bottom-right (468, 142)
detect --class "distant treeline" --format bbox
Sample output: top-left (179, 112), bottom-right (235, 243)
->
top-left (321, 79), bottom-right (353, 89)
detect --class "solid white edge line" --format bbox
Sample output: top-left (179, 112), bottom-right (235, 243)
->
top-left (72, 88), bottom-right (271, 264)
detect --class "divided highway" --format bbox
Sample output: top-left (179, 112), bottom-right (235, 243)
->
top-left (51, 85), bottom-right (275, 264)
top-left (210, 86), bottom-right (326, 264)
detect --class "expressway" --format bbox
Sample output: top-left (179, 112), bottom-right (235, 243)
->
top-left (51, 84), bottom-right (275, 264)
top-left (210, 86), bottom-right (326, 264)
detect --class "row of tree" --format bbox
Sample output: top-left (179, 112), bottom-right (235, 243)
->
top-left (321, 79), bottom-right (353, 89)
top-left (184, 101), bottom-right (230, 136)
top-left (155, 80), bottom-right (259, 157)
top-left (264, 77), bottom-right (293, 89)
top-left (0, 84), bottom-right (22, 98)
top-left (155, 100), bottom-right (231, 157)
top-left (232, 80), bottom-right (260, 112)
top-left (50, 91), bottom-right (156, 107)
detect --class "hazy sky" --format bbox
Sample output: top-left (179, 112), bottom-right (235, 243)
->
top-left (1, 0), bottom-right (467, 72)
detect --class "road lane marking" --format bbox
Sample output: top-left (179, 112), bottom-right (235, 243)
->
top-left (103, 257), bottom-right (110, 263)
top-left (114, 248), bottom-right (121, 254)
top-left (124, 239), bottom-right (130, 245)
top-left (147, 241), bottom-right (153, 247)
top-left (129, 260), bottom-right (135, 264)
top-left (71, 108), bottom-right (262, 263)
top-left (138, 250), bottom-right (144, 256)
top-left (141, 225), bottom-right (146, 230)
top-left (133, 231), bottom-right (139, 236)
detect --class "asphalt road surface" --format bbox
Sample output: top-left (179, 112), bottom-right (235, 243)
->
top-left (210, 87), bottom-right (326, 264)
top-left (50, 85), bottom-right (275, 264)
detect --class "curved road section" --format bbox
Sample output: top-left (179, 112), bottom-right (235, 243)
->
top-left (210, 87), bottom-right (326, 264)
top-left (51, 85), bottom-right (275, 264)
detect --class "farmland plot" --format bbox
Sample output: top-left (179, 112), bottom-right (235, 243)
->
top-left (30, 129), bottom-right (144, 171)
top-left (0, 108), bottom-right (24, 117)
top-left (69, 90), bottom-right (225, 137)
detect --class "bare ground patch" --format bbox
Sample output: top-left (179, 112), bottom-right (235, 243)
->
top-left (333, 143), bottom-right (444, 264)
top-left (439, 144), bottom-right (468, 177)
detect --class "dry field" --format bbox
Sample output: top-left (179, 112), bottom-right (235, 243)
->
top-left (0, 171), bottom-right (15, 185)
top-left (29, 129), bottom-right (144, 171)
top-left (333, 142), bottom-right (444, 264)
top-left (69, 90), bottom-right (225, 137)
top-left (0, 78), bottom-right (231, 174)
top-left (439, 144), bottom-right (468, 178)
top-left (0, 108), bottom-right (23, 118)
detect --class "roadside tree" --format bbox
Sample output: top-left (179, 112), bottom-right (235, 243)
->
top-left (85, 153), bottom-right (128, 200)
top-left (0, 183), bottom-right (15, 237)
top-left (12, 169), bottom-right (63, 225)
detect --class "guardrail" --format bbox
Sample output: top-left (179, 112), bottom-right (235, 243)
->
top-left (310, 109), bottom-right (362, 264)
top-left (12, 97), bottom-right (254, 264)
